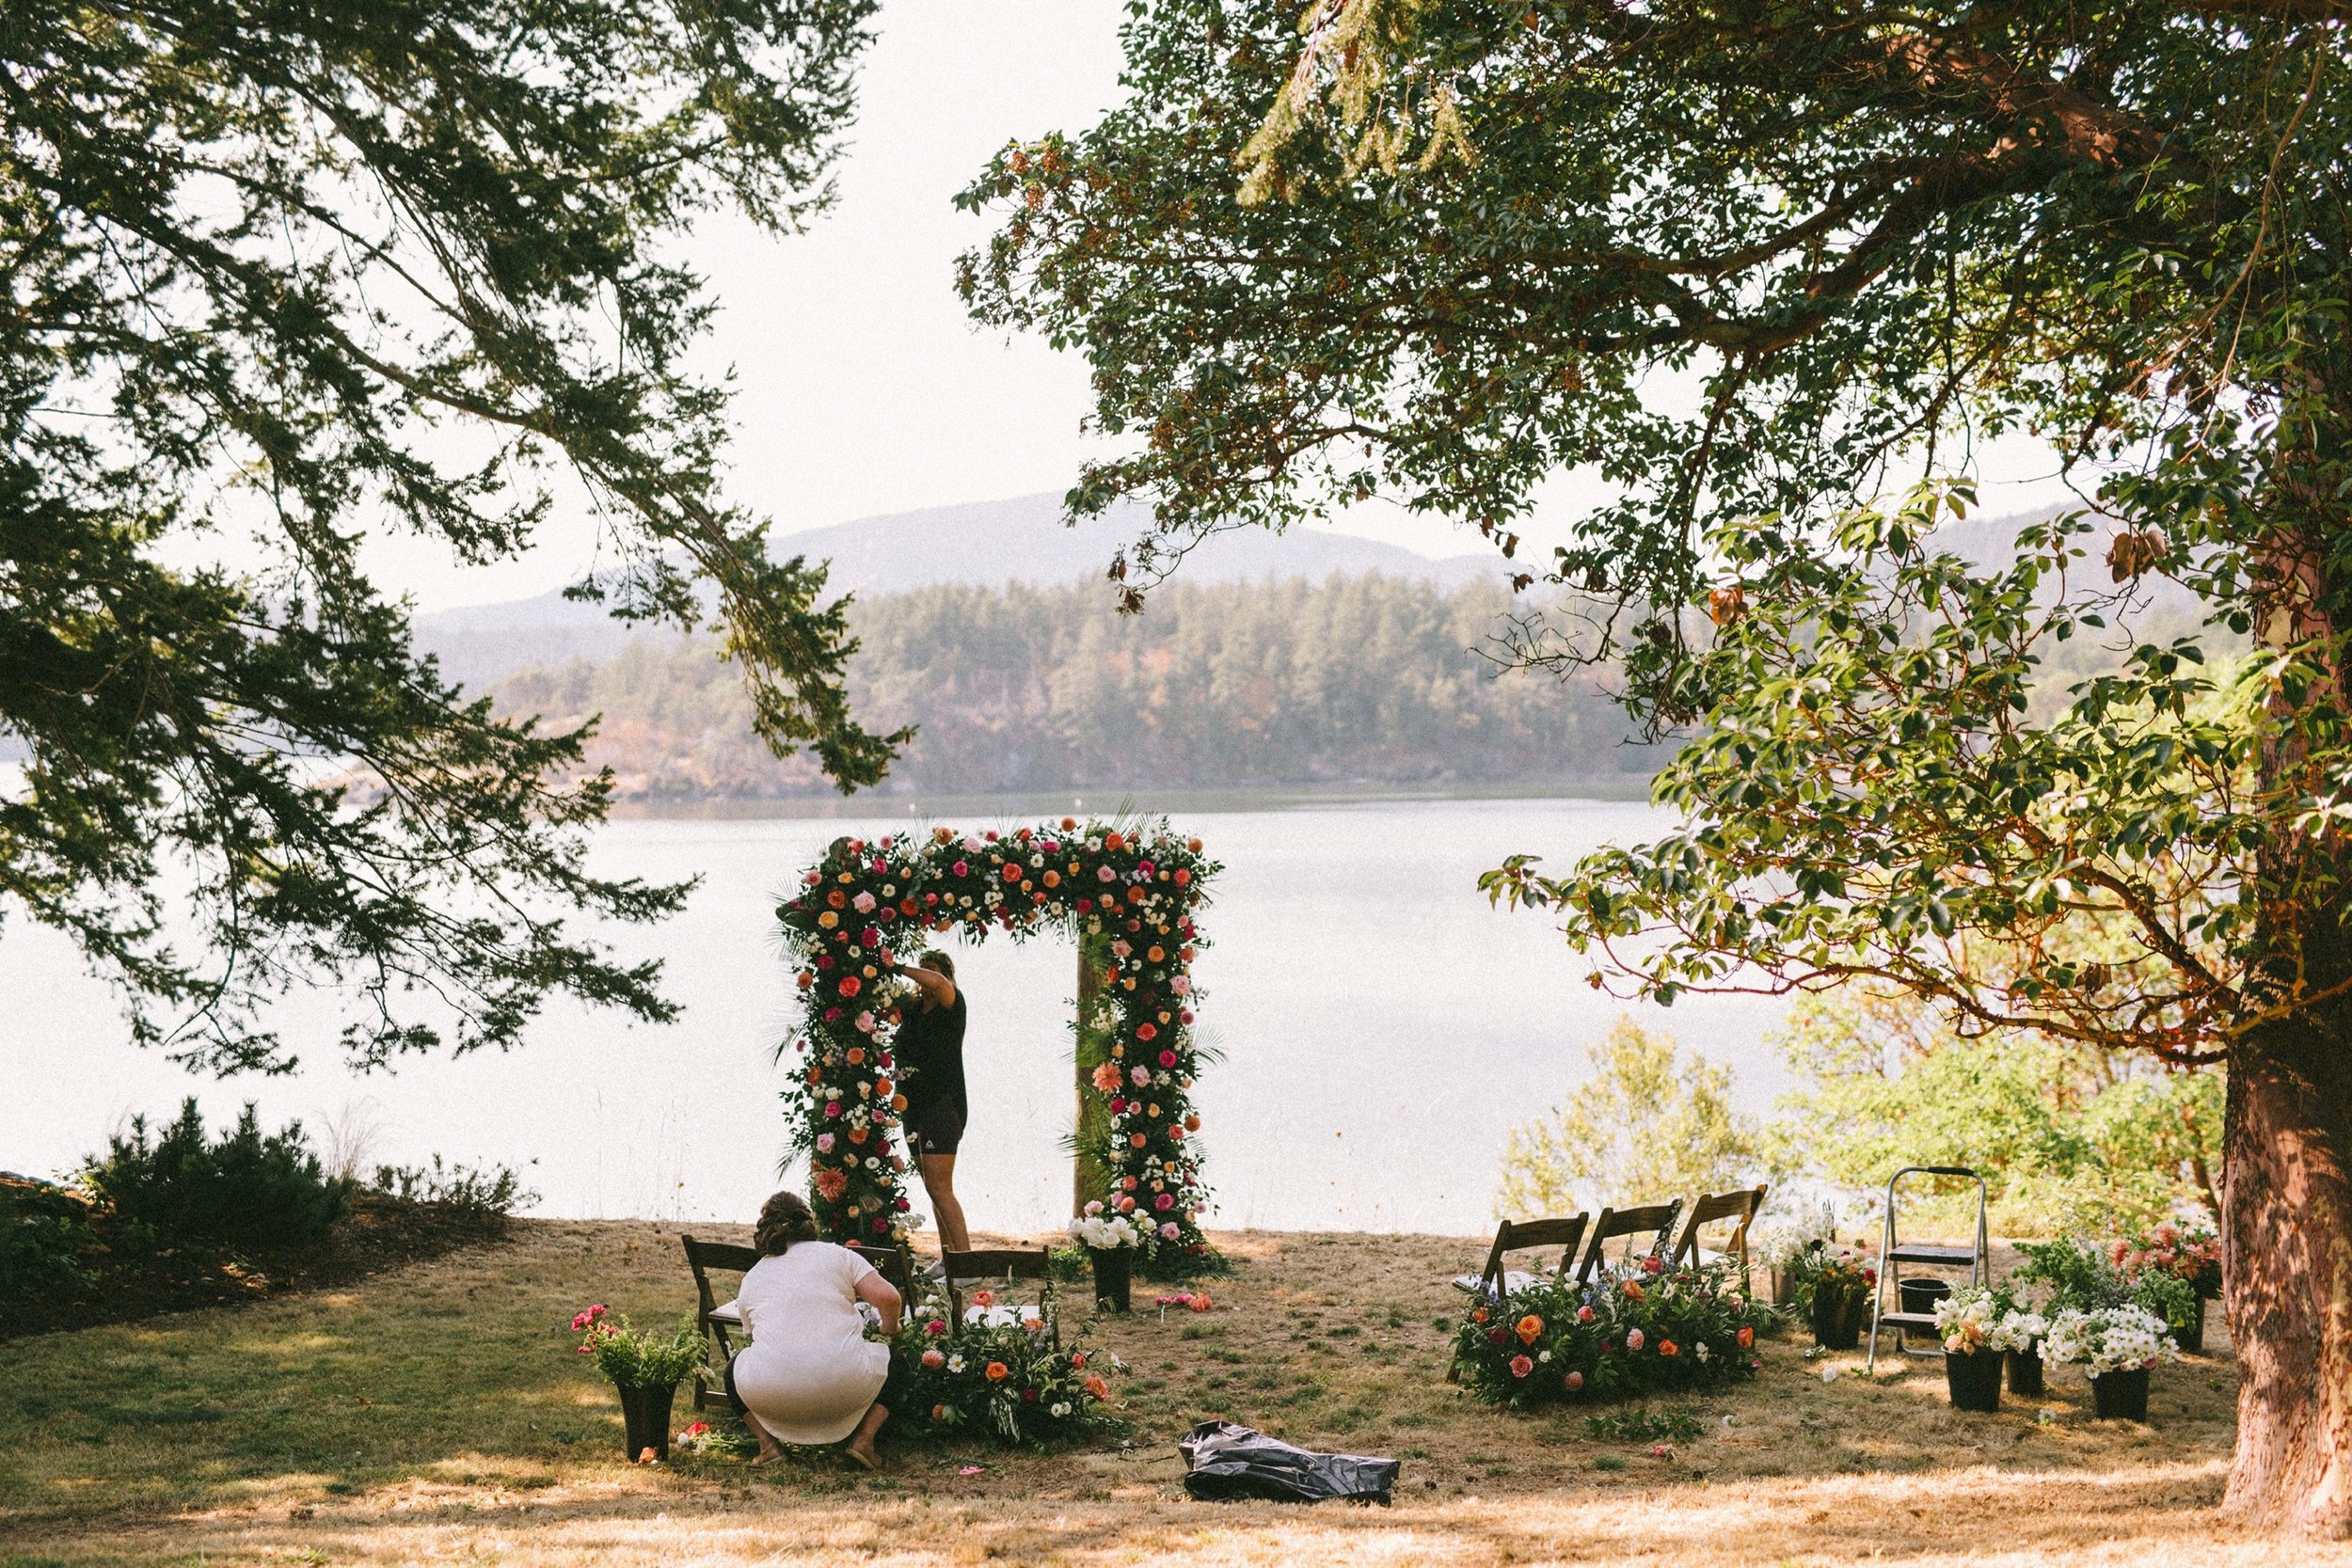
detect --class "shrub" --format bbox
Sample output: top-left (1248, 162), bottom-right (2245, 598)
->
top-left (1452, 1259), bottom-right (1775, 1410)
top-left (80, 1100), bottom-right (350, 1259)
top-left (369, 1156), bottom-right (536, 1222)
top-left (0, 1173), bottom-right (103, 1315)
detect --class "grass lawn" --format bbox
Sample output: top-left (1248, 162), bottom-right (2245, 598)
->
top-left (0, 1220), bottom-right (2321, 1567)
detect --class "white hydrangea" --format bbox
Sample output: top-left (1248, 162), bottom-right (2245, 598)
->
top-left (1989, 1309), bottom-right (2050, 1354)
top-left (2042, 1306), bottom-right (2174, 1374)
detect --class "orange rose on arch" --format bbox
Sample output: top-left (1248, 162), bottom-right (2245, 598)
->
top-left (984, 1362), bottom-right (1010, 1383)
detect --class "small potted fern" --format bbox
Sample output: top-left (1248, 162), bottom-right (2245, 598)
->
top-left (572, 1305), bottom-right (705, 1461)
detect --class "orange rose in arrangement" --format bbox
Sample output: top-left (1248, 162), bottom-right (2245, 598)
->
top-left (1084, 1374), bottom-right (1109, 1401)
top-left (1620, 1279), bottom-right (1646, 1302)
top-left (1188, 1293), bottom-right (1214, 1312)
top-left (1659, 1339), bottom-right (1679, 1357)
top-left (846, 1046), bottom-right (864, 1065)
top-left (1515, 1314), bottom-right (1544, 1345)
top-left (1472, 1307), bottom-right (1490, 1324)
top-left (984, 1362), bottom-right (1010, 1383)
top-left (1737, 1325), bottom-right (1755, 1349)
top-left (973, 1290), bottom-right (994, 1307)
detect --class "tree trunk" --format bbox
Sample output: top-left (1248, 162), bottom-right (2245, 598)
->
top-left (2224, 1013), bottom-right (2352, 1532)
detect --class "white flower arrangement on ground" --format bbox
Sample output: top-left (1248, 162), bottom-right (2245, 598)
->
top-left (2042, 1305), bottom-right (2174, 1375)
top-left (1933, 1286), bottom-right (1999, 1354)
top-left (1990, 1307), bottom-right (2050, 1354)
top-left (1071, 1201), bottom-right (1146, 1250)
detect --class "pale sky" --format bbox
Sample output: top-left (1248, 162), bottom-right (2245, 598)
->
top-left (373, 0), bottom-right (2087, 614)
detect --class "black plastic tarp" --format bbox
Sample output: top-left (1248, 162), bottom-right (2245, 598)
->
top-left (1178, 1420), bottom-right (1399, 1504)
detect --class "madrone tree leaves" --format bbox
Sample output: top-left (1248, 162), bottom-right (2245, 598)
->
top-left (2, 0), bottom-right (902, 1074)
top-left (961, 0), bottom-right (2352, 1531)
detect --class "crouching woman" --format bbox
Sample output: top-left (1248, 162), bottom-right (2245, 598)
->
top-left (726, 1190), bottom-right (906, 1468)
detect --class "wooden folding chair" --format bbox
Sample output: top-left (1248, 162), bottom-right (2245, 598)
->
top-left (679, 1233), bottom-right (760, 1413)
top-left (1670, 1184), bottom-right (1769, 1274)
top-left (1575, 1199), bottom-right (1686, 1283)
top-left (943, 1246), bottom-right (1058, 1344)
top-left (1474, 1213), bottom-right (1592, 1301)
top-left (847, 1240), bottom-right (914, 1300)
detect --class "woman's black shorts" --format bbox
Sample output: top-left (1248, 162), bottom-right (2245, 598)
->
top-left (903, 1097), bottom-right (966, 1157)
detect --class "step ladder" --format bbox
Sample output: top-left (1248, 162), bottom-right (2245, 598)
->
top-left (1867, 1164), bottom-right (1988, 1372)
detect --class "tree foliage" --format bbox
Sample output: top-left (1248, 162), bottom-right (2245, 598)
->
top-left (2, 0), bottom-right (897, 1071)
top-left (1765, 986), bottom-right (2224, 1238)
top-left (494, 573), bottom-right (1665, 796)
top-left (1494, 1014), bottom-right (1760, 1219)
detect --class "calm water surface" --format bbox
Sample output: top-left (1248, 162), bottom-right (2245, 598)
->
top-left (4, 796), bottom-right (1789, 1237)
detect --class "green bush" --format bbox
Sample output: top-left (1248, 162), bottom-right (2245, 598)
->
top-left (1, 1173), bottom-right (103, 1315)
top-left (368, 1156), bottom-right (536, 1223)
top-left (81, 1100), bottom-right (350, 1260)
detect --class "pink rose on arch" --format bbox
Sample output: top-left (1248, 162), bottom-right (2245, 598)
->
top-left (1097, 865), bottom-right (1116, 882)
top-left (803, 870), bottom-right (822, 886)
top-left (1157, 1050), bottom-right (1176, 1068)
top-left (823, 1006), bottom-right (842, 1021)
top-left (1110, 1098), bottom-right (1128, 1114)
top-left (1121, 1176), bottom-right (1138, 1191)
top-left (952, 860), bottom-right (970, 877)
top-left (1160, 1222), bottom-right (1180, 1241)
top-left (1110, 939), bottom-right (1133, 958)
top-left (851, 891), bottom-right (877, 913)
top-left (1154, 1193), bottom-right (1175, 1212)
top-left (1135, 1022), bottom-right (1158, 1042)
top-left (860, 928), bottom-right (881, 948)
top-left (1118, 1195), bottom-right (1136, 1212)
top-left (1178, 1008), bottom-right (1196, 1024)
top-left (824, 1102), bottom-right (843, 1118)
top-left (815, 1132), bottom-right (835, 1153)
top-left (1131, 1066), bottom-right (1150, 1086)
top-left (854, 1012), bottom-right (876, 1034)
top-left (1170, 977), bottom-right (1190, 994)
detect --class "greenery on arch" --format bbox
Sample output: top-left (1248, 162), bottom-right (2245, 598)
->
top-left (774, 817), bottom-right (1219, 1256)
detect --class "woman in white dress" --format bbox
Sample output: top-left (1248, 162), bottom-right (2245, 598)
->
top-left (724, 1191), bottom-right (905, 1468)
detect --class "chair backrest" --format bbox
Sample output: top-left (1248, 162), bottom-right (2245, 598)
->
top-left (943, 1245), bottom-right (1055, 1329)
top-left (1575, 1199), bottom-right (1686, 1282)
top-left (1478, 1213), bottom-right (1591, 1297)
top-left (1671, 1184), bottom-right (1769, 1272)
top-left (679, 1233), bottom-right (761, 1322)
top-left (847, 1240), bottom-right (914, 1298)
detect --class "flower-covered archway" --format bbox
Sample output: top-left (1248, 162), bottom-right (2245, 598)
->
top-left (776, 817), bottom-right (1217, 1258)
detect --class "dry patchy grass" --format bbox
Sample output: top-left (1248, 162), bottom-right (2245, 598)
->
top-left (0, 1220), bottom-right (2333, 1567)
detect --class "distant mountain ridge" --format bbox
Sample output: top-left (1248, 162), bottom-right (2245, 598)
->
top-left (415, 492), bottom-right (1503, 688)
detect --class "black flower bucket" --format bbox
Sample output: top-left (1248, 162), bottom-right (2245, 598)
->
top-left (618, 1380), bottom-right (678, 1461)
top-left (1898, 1276), bottom-right (1952, 1316)
top-left (1812, 1288), bottom-right (1866, 1351)
top-left (2007, 1342), bottom-right (2045, 1397)
top-left (1945, 1347), bottom-right (2003, 1412)
top-left (1090, 1246), bottom-right (1133, 1312)
top-left (2091, 1368), bottom-right (2152, 1421)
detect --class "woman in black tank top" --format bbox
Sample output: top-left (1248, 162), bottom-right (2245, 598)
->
top-left (896, 951), bottom-right (971, 1253)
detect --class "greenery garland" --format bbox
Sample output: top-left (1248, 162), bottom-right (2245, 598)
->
top-left (776, 816), bottom-right (1219, 1255)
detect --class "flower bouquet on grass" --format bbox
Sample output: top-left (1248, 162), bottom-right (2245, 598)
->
top-left (2116, 1225), bottom-right (2220, 1351)
top-left (1071, 1203), bottom-right (1147, 1311)
top-left (1932, 1287), bottom-right (2004, 1411)
top-left (2044, 1305), bottom-right (2175, 1421)
top-left (1451, 1259), bottom-right (1776, 1410)
top-left (898, 1312), bottom-right (1120, 1445)
top-left (1992, 1304), bottom-right (2052, 1396)
top-left (1789, 1240), bottom-right (1877, 1350)
top-left (571, 1305), bottom-right (704, 1461)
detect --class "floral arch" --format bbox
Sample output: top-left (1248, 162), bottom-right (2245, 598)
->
top-left (775, 816), bottom-right (1218, 1258)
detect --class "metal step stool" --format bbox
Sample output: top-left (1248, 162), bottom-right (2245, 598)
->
top-left (1867, 1164), bottom-right (1988, 1371)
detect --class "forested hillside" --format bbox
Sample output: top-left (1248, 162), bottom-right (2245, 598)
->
top-left (493, 575), bottom-right (1663, 799)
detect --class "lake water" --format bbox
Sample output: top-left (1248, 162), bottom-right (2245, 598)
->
top-left (2, 794), bottom-right (1790, 1238)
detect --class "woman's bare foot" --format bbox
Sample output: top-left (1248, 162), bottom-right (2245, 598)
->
top-left (751, 1445), bottom-right (785, 1465)
top-left (843, 1441), bottom-right (880, 1471)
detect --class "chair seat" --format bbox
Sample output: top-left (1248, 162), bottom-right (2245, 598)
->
top-left (707, 1300), bottom-right (743, 1326)
top-left (962, 1302), bottom-right (1049, 1329)
top-left (1451, 1270), bottom-right (1546, 1298)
